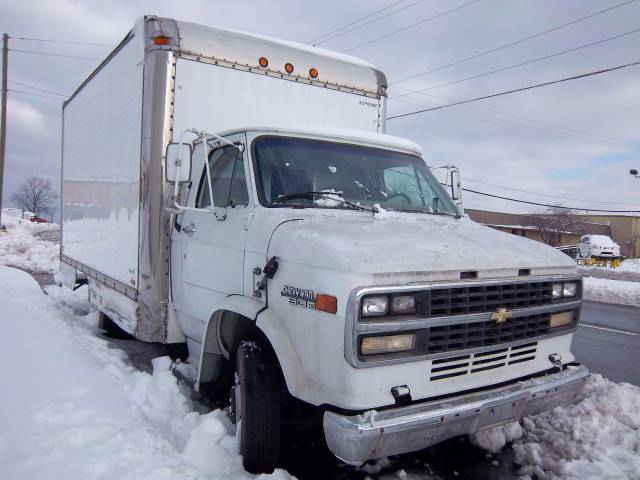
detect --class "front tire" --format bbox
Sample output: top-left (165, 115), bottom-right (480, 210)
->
top-left (235, 339), bottom-right (282, 474)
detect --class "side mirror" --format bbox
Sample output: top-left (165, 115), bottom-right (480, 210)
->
top-left (450, 169), bottom-right (462, 200)
top-left (166, 143), bottom-right (192, 183)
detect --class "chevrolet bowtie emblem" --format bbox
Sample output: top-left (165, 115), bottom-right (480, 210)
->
top-left (490, 307), bottom-right (513, 323)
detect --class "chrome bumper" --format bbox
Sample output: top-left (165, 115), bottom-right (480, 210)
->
top-left (323, 365), bottom-right (589, 464)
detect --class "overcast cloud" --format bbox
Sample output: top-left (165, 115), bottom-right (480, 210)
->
top-left (1, 0), bottom-right (639, 215)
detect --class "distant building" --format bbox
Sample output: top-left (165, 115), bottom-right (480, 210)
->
top-left (466, 209), bottom-right (640, 258)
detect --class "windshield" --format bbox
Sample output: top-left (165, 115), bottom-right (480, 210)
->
top-left (252, 136), bottom-right (459, 216)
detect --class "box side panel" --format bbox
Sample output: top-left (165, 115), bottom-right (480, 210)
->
top-left (172, 58), bottom-right (382, 138)
top-left (61, 33), bottom-right (144, 287)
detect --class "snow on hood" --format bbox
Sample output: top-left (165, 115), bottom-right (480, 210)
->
top-left (269, 212), bottom-right (576, 282)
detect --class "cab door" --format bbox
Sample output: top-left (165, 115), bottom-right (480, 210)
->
top-left (175, 134), bottom-right (252, 334)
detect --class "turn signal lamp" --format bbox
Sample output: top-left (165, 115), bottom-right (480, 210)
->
top-left (153, 36), bottom-right (171, 46)
top-left (284, 62), bottom-right (294, 74)
top-left (361, 334), bottom-right (415, 355)
top-left (258, 57), bottom-right (269, 68)
top-left (309, 67), bottom-right (319, 78)
top-left (316, 294), bottom-right (337, 314)
top-left (550, 311), bottom-right (574, 328)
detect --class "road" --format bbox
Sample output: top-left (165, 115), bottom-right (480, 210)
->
top-left (573, 301), bottom-right (639, 385)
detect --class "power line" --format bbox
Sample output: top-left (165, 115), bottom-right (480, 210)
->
top-left (462, 187), bottom-right (640, 213)
top-left (464, 178), bottom-right (640, 206)
top-left (8, 89), bottom-right (64, 101)
top-left (392, 27), bottom-right (640, 98)
top-left (342, 0), bottom-right (481, 53)
top-left (390, 95), bottom-right (640, 151)
top-left (390, 87), bottom-right (640, 148)
top-left (309, 0), bottom-right (410, 45)
top-left (8, 80), bottom-right (67, 98)
top-left (395, 87), bottom-right (640, 148)
top-left (10, 36), bottom-right (114, 47)
top-left (312, 0), bottom-right (429, 46)
top-left (387, 60), bottom-right (640, 120)
top-left (8, 48), bottom-right (101, 61)
top-left (391, 0), bottom-right (637, 85)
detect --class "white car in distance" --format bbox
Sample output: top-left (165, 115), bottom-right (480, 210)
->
top-left (578, 235), bottom-right (621, 258)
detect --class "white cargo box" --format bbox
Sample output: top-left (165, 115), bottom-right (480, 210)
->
top-left (60, 15), bottom-right (387, 341)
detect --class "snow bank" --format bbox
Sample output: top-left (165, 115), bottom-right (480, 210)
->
top-left (578, 263), bottom-right (640, 283)
top-left (473, 375), bottom-right (640, 479)
top-left (582, 276), bottom-right (640, 307)
top-left (515, 375), bottom-right (640, 479)
top-left (618, 258), bottom-right (640, 274)
top-left (0, 215), bottom-right (59, 273)
top-left (0, 266), bottom-right (291, 480)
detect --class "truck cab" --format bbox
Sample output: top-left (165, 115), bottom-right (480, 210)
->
top-left (167, 126), bottom-right (588, 470)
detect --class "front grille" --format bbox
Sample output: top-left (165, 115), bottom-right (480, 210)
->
top-left (417, 281), bottom-right (553, 318)
top-left (429, 342), bottom-right (538, 381)
top-left (423, 312), bottom-right (550, 354)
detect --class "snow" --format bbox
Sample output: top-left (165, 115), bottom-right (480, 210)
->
top-left (314, 189), bottom-right (344, 208)
top-left (582, 276), bottom-right (640, 307)
top-left (473, 374), bottom-right (640, 479)
top-left (0, 212), bottom-right (59, 273)
top-left (618, 258), bottom-right (640, 274)
top-left (0, 266), bottom-right (292, 480)
top-left (177, 20), bottom-right (376, 68)
top-left (470, 421), bottom-right (523, 453)
top-left (216, 126), bottom-right (423, 156)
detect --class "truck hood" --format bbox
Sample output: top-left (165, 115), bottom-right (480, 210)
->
top-left (267, 212), bottom-right (576, 284)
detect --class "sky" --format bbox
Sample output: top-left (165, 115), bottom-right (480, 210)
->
top-left (1, 0), bottom-right (639, 216)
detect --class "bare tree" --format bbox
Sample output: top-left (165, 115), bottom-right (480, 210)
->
top-left (621, 234), bottom-right (640, 258)
top-left (11, 176), bottom-right (57, 218)
top-left (529, 207), bottom-right (585, 247)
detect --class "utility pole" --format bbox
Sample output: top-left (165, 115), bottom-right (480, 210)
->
top-left (0, 33), bottom-right (7, 225)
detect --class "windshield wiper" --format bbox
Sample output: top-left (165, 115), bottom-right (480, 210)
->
top-left (271, 191), bottom-right (375, 213)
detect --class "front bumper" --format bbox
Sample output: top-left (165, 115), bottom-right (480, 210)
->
top-left (323, 365), bottom-right (589, 464)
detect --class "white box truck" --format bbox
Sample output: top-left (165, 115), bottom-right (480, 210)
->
top-left (60, 15), bottom-right (589, 473)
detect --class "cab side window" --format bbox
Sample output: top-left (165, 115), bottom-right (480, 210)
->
top-left (196, 146), bottom-right (249, 208)
top-left (229, 156), bottom-right (249, 207)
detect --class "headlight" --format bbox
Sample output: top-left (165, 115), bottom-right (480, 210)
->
top-left (563, 282), bottom-right (577, 297)
top-left (553, 281), bottom-right (578, 299)
top-left (391, 295), bottom-right (416, 315)
top-left (362, 296), bottom-right (388, 317)
top-left (360, 334), bottom-right (415, 355)
top-left (552, 283), bottom-right (563, 299)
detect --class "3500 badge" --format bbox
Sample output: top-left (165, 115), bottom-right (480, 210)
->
top-left (281, 285), bottom-right (316, 310)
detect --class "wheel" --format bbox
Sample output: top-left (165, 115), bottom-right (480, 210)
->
top-left (233, 339), bottom-right (282, 474)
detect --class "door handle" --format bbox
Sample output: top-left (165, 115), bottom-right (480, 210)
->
top-left (183, 223), bottom-right (197, 235)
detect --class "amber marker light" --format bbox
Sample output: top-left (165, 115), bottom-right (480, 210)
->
top-left (284, 62), bottom-right (294, 74)
top-left (316, 294), bottom-right (337, 314)
top-left (309, 67), bottom-right (318, 78)
top-left (153, 36), bottom-right (171, 45)
top-left (258, 57), bottom-right (269, 68)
